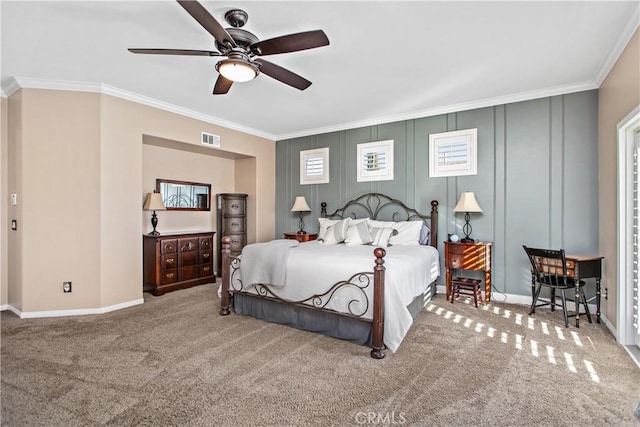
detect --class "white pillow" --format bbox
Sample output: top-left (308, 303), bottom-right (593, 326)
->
top-left (345, 221), bottom-right (373, 246)
top-left (369, 227), bottom-right (394, 247)
top-left (321, 218), bottom-right (351, 245)
top-left (318, 218), bottom-right (339, 241)
top-left (389, 221), bottom-right (422, 246)
top-left (367, 219), bottom-right (395, 229)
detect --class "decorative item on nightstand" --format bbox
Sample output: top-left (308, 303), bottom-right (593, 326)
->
top-left (143, 191), bottom-right (166, 236)
top-left (291, 196), bottom-right (311, 234)
top-left (453, 191), bottom-right (482, 243)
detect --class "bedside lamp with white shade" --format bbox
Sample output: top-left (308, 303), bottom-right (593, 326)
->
top-left (143, 191), bottom-right (166, 236)
top-left (291, 196), bottom-right (311, 234)
top-left (453, 191), bottom-right (483, 243)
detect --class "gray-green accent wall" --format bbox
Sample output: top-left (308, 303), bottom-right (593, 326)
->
top-left (276, 90), bottom-right (598, 297)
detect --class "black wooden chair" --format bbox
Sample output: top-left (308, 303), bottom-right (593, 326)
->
top-left (523, 246), bottom-right (592, 328)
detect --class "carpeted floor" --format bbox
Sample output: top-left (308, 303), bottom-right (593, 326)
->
top-left (1, 284), bottom-right (639, 426)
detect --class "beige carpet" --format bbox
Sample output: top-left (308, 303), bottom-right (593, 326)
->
top-left (2, 284), bottom-right (639, 426)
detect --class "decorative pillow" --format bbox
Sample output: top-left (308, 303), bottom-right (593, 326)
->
top-left (419, 221), bottom-right (431, 245)
top-left (389, 221), bottom-right (422, 246)
top-left (318, 218), bottom-right (339, 241)
top-left (367, 219), bottom-right (395, 229)
top-left (321, 218), bottom-right (351, 245)
top-left (345, 221), bottom-right (373, 246)
top-left (369, 227), bottom-right (394, 247)
top-left (319, 217), bottom-right (368, 241)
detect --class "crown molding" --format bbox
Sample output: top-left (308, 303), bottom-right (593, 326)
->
top-left (595, 8), bottom-right (640, 87)
top-left (274, 80), bottom-right (598, 141)
top-left (3, 77), bottom-right (276, 140)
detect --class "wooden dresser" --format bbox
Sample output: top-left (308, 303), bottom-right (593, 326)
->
top-left (143, 231), bottom-right (216, 296)
top-left (216, 193), bottom-right (248, 276)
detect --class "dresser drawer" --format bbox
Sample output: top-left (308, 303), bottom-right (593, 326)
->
top-left (162, 269), bottom-right (178, 284)
top-left (179, 238), bottom-right (198, 252)
top-left (222, 198), bottom-right (245, 216)
top-left (179, 251), bottom-right (198, 267)
top-left (161, 239), bottom-right (177, 254)
top-left (228, 234), bottom-right (246, 253)
top-left (449, 253), bottom-right (486, 270)
top-left (180, 266), bottom-right (198, 281)
top-left (199, 264), bottom-right (213, 277)
top-left (200, 250), bottom-right (212, 264)
top-left (447, 243), bottom-right (484, 255)
top-left (199, 236), bottom-right (213, 250)
top-left (161, 254), bottom-right (177, 270)
top-left (223, 217), bottom-right (245, 233)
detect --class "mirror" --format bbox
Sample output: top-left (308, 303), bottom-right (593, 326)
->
top-left (156, 179), bottom-right (211, 211)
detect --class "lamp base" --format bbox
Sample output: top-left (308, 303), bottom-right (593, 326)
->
top-left (460, 236), bottom-right (474, 243)
top-left (148, 230), bottom-right (161, 236)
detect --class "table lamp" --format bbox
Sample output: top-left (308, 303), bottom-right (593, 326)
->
top-left (143, 191), bottom-right (166, 236)
top-left (291, 196), bottom-right (311, 234)
top-left (453, 191), bottom-right (483, 243)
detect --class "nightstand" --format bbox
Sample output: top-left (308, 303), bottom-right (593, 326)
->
top-left (444, 241), bottom-right (493, 302)
top-left (283, 232), bottom-right (318, 243)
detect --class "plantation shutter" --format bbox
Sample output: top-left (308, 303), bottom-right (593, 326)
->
top-left (634, 129), bottom-right (640, 334)
top-left (437, 140), bottom-right (470, 168)
top-left (305, 156), bottom-right (324, 177)
top-left (363, 151), bottom-right (387, 172)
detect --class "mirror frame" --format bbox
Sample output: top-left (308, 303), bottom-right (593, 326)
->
top-left (156, 179), bottom-right (212, 211)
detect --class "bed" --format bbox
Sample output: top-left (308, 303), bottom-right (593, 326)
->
top-left (219, 193), bottom-right (440, 358)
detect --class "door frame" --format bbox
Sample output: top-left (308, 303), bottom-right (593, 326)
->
top-left (617, 105), bottom-right (640, 353)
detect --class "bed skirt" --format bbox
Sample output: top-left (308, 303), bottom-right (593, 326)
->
top-left (232, 280), bottom-right (436, 347)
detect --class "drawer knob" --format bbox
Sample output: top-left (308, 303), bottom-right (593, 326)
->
top-left (231, 204), bottom-right (239, 209)
top-left (167, 258), bottom-right (175, 264)
top-left (166, 273), bottom-right (174, 279)
top-left (203, 253), bottom-right (210, 259)
top-left (203, 266), bottom-right (210, 272)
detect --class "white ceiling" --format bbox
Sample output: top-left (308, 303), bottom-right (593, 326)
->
top-left (2, 1), bottom-right (639, 140)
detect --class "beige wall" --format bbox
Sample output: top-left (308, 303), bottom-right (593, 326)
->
top-left (598, 28), bottom-right (640, 330)
top-left (142, 143), bottom-right (235, 234)
top-left (5, 88), bottom-right (275, 314)
top-left (1, 96), bottom-right (8, 308)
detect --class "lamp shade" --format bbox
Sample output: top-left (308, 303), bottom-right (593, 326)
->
top-left (143, 193), bottom-right (166, 211)
top-left (453, 192), bottom-right (482, 213)
top-left (290, 196), bottom-right (311, 212)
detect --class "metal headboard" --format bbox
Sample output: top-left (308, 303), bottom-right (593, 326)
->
top-left (320, 192), bottom-right (439, 247)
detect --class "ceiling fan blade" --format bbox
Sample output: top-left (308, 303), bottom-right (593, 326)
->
top-left (176, 0), bottom-right (237, 48)
top-left (255, 59), bottom-right (311, 91)
top-left (251, 30), bottom-right (329, 56)
top-left (213, 75), bottom-right (233, 95)
top-left (128, 48), bottom-right (221, 56)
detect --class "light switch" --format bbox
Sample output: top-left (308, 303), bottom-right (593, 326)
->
top-left (10, 194), bottom-right (17, 206)
top-left (11, 220), bottom-right (17, 231)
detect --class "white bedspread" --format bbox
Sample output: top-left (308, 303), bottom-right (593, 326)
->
top-left (233, 241), bottom-right (440, 352)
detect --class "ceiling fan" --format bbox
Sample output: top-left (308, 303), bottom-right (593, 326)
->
top-left (128, 0), bottom-right (330, 94)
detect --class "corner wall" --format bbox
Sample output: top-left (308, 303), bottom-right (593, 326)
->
top-left (6, 88), bottom-right (275, 315)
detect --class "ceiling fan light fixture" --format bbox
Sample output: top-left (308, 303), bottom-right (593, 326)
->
top-left (216, 59), bottom-right (258, 82)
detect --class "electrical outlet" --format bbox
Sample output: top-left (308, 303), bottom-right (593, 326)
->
top-left (10, 193), bottom-right (17, 206)
top-left (63, 281), bottom-right (72, 293)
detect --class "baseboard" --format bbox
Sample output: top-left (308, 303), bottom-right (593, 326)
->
top-left (0, 304), bottom-right (8, 311)
top-left (4, 298), bottom-right (144, 319)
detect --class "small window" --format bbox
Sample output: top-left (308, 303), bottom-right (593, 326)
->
top-left (300, 147), bottom-right (329, 185)
top-left (357, 140), bottom-right (394, 182)
top-left (429, 128), bottom-right (478, 177)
